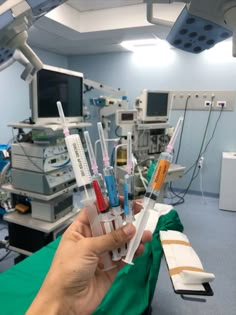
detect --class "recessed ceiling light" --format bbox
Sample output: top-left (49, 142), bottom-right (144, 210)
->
top-left (120, 38), bottom-right (170, 52)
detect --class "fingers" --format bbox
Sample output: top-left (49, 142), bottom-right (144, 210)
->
top-left (141, 230), bottom-right (152, 243)
top-left (133, 199), bottom-right (143, 214)
top-left (74, 198), bottom-right (144, 232)
top-left (87, 224), bottom-right (136, 255)
top-left (135, 243), bottom-right (145, 257)
top-left (119, 196), bottom-right (143, 215)
top-left (74, 208), bottom-right (90, 226)
top-left (66, 209), bottom-right (92, 238)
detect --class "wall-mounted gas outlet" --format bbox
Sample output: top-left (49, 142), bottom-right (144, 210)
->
top-left (170, 90), bottom-right (235, 111)
top-left (216, 101), bottom-right (227, 108)
top-left (204, 100), bottom-right (213, 107)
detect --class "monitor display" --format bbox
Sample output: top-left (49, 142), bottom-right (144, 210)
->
top-left (146, 92), bottom-right (169, 117)
top-left (30, 65), bottom-right (84, 124)
top-left (137, 89), bottom-right (169, 122)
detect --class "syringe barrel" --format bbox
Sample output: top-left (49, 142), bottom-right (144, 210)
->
top-left (84, 131), bottom-right (98, 175)
top-left (124, 173), bottom-right (134, 194)
top-left (57, 101), bottom-right (67, 127)
top-left (97, 122), bottom-right (110, 167)
top-left (82, 197), bottom-right (102, 236)
top-left (65, 134), bottom-right (92, 187)
top-left (104, 166), bottom-right (120, 207)
top-left (92, 173), bottom-right (106, 195)
top-left (124, 173), bottom-right (134, 216)
top-left (79, 185), bottom-right (95, 201)
top-left (126, 132), bottom-right (132, 174)
top-left (146, 151), bottom-right (172, 200)
top-left (166, 116), bottom-right (184, 154)
top-left (82, 197), bottom-right (115, 270)
top-left (123, 208), bottom-right (150, 265)
top-left (92, 179), bottom-right (109, 213)
top-left (142, 196), bottom-right (156, 212)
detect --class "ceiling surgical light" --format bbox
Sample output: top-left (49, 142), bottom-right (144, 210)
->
top-left (145, 0), bottom-right (234, 56)
top-left (0, 0), bottom-right (67, 81)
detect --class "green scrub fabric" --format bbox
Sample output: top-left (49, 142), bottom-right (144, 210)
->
top-left (0, 210), bottom-right (183, 315)
top-left (93, 209), bottom-right (183, 315)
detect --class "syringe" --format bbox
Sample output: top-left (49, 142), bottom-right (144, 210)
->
top-left (124, 132), bottom-right (134, 223)
top-left (57, 101), bottom-right (114, 270)
top-left (84, 131), bottom-right (106, 195)
top-left (84, 130), bottom-right (121, 261)
top-left (97, 122), bottom-right (126, 256)
top-left (144, 116), bottom-right (184, 210)
top-left (124, 116), bottom-right (184, 265)
top-left (92, 180), bottom-right (121, 261)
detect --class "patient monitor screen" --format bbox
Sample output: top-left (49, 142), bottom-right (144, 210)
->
top-left (146, 92), bottom-right (168, 117)
top-left (37, 69), bottom-right (83, 118)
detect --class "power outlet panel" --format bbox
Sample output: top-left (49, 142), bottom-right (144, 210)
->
top-left (169, 90), bottom-right (236, 111)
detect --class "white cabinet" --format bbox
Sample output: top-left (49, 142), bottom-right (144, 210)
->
top-left (219, 152), bottom-right (236, 211)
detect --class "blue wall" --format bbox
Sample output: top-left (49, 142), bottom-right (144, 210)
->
top-left (1, 44), bottom-right (236, 195)
top-left (0, 48), bottom-right (68, 144)
top-left (68, 47), bottom-right (236, 195)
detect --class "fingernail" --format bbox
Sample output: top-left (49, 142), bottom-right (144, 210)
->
top-left (123, 224), bottom-right (135, 236)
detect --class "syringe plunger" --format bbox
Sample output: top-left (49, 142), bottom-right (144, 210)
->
top-left (84, 131), bottom-right (98, 175)
top-left (97, 122), bottom-right (110, 167)
top-left (57, 101), bottom-right (69, 136)
top-left (166, 116), bottom-right (183, 153)
top-left (126, 132), bottom-right (132, 174)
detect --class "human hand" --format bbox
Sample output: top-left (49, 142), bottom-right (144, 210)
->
top-left (26, 200), bottom-right (152, 315)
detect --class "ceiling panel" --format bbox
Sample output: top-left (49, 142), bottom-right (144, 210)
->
top-left (68, 0), bottom-right (144, 12)
top-left (28, 1), bottom-right (182, 55)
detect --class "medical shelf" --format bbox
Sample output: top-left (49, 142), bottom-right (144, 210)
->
top-left (4, 208), bottom-right (79, 233)
top-left (8, 122), bottom-right (91, 131)
top-left (1, 183), bottom-right (77, 201)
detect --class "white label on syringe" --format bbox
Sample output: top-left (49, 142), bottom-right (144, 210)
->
top-left (72, 141), bottom-right (85, 177)
top-left (65, 135), bottom-right (91, 186)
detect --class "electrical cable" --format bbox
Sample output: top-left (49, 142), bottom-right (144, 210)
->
top-left (114, 126), bottom-right (125, 138)
top-left (169, 184), bottom-right (185, 206)
top-left (174, 95), bottom-right (190, 164)
top-left (200, 105), bottom-right (224, 157)
top-left (184, 102), bottom-right (224, 175)
top-left (171, 96), bottom-right (215, 202)
top-left (183, 100), bottom-right (218, 176)
top-left (192, 167), bottom-right (200, 181)
top-left (169, 95), bottom-right (190, 204)
top-left (190, 106), bottom-right (224, 204)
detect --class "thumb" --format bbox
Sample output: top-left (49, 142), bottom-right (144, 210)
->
top-left (88, 224), bottom-right (136, 256)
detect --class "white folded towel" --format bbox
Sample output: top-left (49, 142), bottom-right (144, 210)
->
top-left (160, 230), bottom-right (215, 291)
